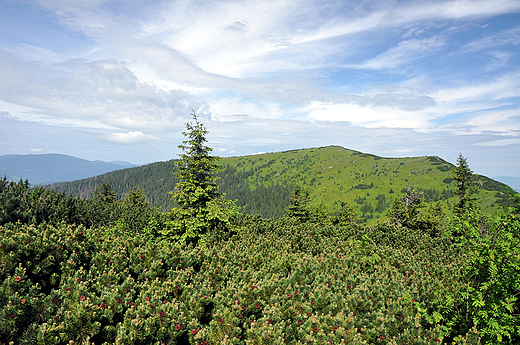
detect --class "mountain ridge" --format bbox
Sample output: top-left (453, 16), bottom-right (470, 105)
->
top-left (493, 176), bottom-right (520, 192)
top-left (48, 145), bottom-right (515, 221)
top-left (0, 153), bottom-right (136, 185)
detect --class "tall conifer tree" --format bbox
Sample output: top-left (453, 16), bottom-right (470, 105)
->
top-left (171, 111), bottom-right (222, 209)
top-left (163, 111), bottom-right (235, 243)
top-left (452, 154), bottom-right (477, 217)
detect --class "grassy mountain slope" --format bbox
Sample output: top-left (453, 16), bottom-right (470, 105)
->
top-left (49, 146), bottom-right (514, 221)
top-left (222, 146), bottom-right (512, 220)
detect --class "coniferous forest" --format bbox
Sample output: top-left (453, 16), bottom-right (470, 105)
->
top-left (1, 113), bottom-right (519, 345)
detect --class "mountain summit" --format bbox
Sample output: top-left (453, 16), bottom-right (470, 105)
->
top-left (49, 146), bottom-right (514, 221)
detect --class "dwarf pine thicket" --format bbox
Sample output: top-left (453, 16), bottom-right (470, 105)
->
top-left (0, 114), bottom-right (519, 345)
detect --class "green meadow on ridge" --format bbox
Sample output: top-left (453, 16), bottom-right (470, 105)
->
top-left (50, 145), bottom-right (513, 222)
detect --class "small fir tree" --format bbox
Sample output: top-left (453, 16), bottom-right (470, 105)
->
top-left (123, 187), bottom-right (148, 207)
top-left (285, 184), bottom-right (311, 222)
top-left (163, 111), bottom-right (235, 243)
top-left (333, 201), bottom-right (359, 225)
top-left (113, 187), bottom-right (164, 237)
top-left (451, 154), bottom-right (477, 217)
top-left (93, 181), bottom-right (116, 203)
top-left (310, 202), bottom-right (332, 224)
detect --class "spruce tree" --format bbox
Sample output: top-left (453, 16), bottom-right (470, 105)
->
top-left (93, 181), bottom-right (116, 203)
top-left (451, 153), bottom-right (477, 217)
top-left (172, 111), bottom-right (222, 209)
top-left (333, 201), bottom-right (359, 225)
top-left (285, 184), bottom-right (311, 222)
top-left (163, 111), bottom-right (235, 243)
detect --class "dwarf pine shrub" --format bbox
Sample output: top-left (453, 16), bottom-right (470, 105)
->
top-left (0, 215), bottom-right (490, 344)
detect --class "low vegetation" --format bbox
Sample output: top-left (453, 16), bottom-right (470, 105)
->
top-left (1, 114), bottom-right (519, 344)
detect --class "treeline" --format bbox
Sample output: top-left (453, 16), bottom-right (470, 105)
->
top-left (49, 160), bottom-right (180, 210)
top-left (49, 163), bottom-right (292, 219)
top-left (47, 163), bottom-right (493, 223)
top-left (48, 156), bottom-right (514, 224)
top-left (0, 177), bottom-right (165, 236)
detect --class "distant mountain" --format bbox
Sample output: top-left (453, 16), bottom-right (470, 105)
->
top-left (108, 161), bottom-right (136, 168)
top-left (49, 146), bottom-right (515, 221)
top-left (493, 176), bottom-right (520, 192)
top-left (0, 154), bottom-right (136, 185)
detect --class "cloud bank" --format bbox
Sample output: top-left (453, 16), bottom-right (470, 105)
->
top-left (0, 0), bottom-right (519, 177)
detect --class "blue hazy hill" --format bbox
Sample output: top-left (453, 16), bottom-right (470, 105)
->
top-left (0, 153), bottom-right (135, 185)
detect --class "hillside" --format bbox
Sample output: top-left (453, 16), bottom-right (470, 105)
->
top-left (49, 146), bottom-right (514, 221)
top-left (0, 153), bottom-right (135, 185)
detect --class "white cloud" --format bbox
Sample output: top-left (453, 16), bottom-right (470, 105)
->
top-left (465, 108), bottom-right (520, 135)
top-left (476, 138), bottom-right (520, 146)
top-left (421, 0), bottom-right (520, 18)
top-left (6, 44), bottom-right (65, 64)
top-left (0, 100), bottom-right (113, 129)
top-left (354, 37), bottom-right (445, 70)
top-left (105, 0), bottom-right (520, 79)
top-left (393, 148), bottom-right (415, 154)
top-left (209, 98), bottom-right (285, 121)
top-left (225, 21), bottom-right (250, 34)
top-left (23, 0), bottom-right (520, 81)
top-left (486, 50), bottom-right (513, 70)
top-left (30, 148), bottom-right (42, 152)
top-left (0, 54), bottom-right (195, 131)
top-left (104, 131), bottom-right (158, 144)
top-left (304, 101), bottom-right (431, 129)
top-left (433, 71), bottom-right (520, 104)
top-left (462, 26), bottom-right (520, 53)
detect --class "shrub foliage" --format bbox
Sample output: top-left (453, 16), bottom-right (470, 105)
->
top-left (0, 217), bottom-right (487, 344)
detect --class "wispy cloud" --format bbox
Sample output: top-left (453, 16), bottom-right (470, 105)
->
top-left (354, 37), bottom-right (446, 70)
top-left (462, 26), bottom-right (520, 53)
top-left (103, 131), bottom-right (158, 144)
top-left (1, 0), bottom-right (520, 176)
top-left (305, 101), bottom-right (431, 129)
top-left (476, 138), bottom-right (520, 146)
top-left (433, 71), bottom-right (520, 105)
top-left (5, 44), bottom-right (65, 64)
top-left (486, 50), bottom-right (513, 70)
top-left (465, 108), bottom-right (520, 135)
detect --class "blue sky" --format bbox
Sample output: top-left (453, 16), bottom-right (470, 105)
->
top-left (1, 0), bottom-right (519, 178)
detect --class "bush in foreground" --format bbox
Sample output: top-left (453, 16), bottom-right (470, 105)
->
top-left (1, 217), bottom-right (488, 344)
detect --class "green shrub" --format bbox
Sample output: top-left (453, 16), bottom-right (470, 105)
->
top-left (0, 218), bottom-right (483, 344)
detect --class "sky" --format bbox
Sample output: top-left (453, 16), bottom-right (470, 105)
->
top-left (0, 0), bottom-right (519, 178)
